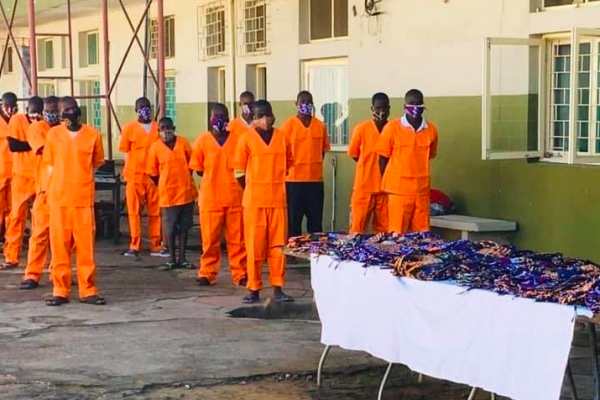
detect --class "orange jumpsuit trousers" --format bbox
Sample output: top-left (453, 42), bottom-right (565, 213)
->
top-left (126, 182), bottom-right (161, 252)
top-left (199, 207), bottom-right (247, 285)
top-left (350, 192), bottom-right (389, 234)
top-left (49, 206), bottom-right (98, 299)
top-left (4, 175), bottom-right (35, 264)
top-left (387, 194), bottom-right (430, 234)
top-left (0, 178), bottom-right (11, 238)
top-left (244, 207), bottom-right (287, 292)
top-left (23, 192), bottom-right (49, 282)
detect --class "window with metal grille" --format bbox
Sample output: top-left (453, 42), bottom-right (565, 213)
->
top-left (149, 16), bottom-right (176, 59)
top-left (243, 0), bottom-right (266, 54)
top-left (165, 76), bottom-right (177, 125)
top-left (201, 2), bottom-right (226, 58)
top-left (309, 0), bottom-right (348, 42)
top-left (544, 0), bottom-right (600, 7)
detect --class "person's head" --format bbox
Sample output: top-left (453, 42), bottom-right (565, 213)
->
top-left (372, 92), bottom-right (390, 123)
top-left (296, 91), bottom-right (314, 117)
top-left (1, 92), bottom-right (17, 117)
top-left (158, 117), bottom-right (175, 143)
top-left (43, 96), bottom-right (60, 126)
top-left (404, 89), bottom-right (425, 119)
top-left (27, 96), bottom-right (44, 120)
top-left (210, 103), bottom-right (230, 133)
top-left (60, 96), bottom-right (82, 129)
top-left (253, 100), bottom-right (275, 132)
top-left (239, 91), bottom-right (255, 117)
top-left (135, 97), bottom-right (152, 123)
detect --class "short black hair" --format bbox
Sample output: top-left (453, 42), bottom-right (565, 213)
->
top-left (135, 97), bottom-right (151, 110)
top-left (405, 89), bottom-right (424, 103)
top-left (240, 91), bottom-right (255, 101)
top-left (28, 96), bottom-right (44, 112)
top-left (60, 96), bottom-right (79, 108)
top-left (372, 92), bottom-right (390, 106)
top-left (254, 100), bottom-right (273, 118)
top-left (211, 103), bottom-right (229, 118)
top-left (159, 116), bottom-right (174, 127)
top-left (2, 92), bottom-right (17, 105)
top-left (45, 96), bottom-right (59, 106)
top-left (297, 91), bottom-right (313, 102)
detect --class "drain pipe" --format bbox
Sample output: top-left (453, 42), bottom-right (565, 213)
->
top-left (330, 155), bottom-right (337, 231)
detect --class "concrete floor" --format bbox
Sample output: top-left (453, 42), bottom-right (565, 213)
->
top-left (0, 228), bottom-right (599, 399)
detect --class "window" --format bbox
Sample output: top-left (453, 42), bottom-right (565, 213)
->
top-left (242, 0), bottom-right (267, 54)
top-left (4, 46), bottom-right (13, 73)
top-left (218, 67), bottom-right (226, 104)
top-left (38, 83), bottom-right (56, 97)
top-left (246, 64), bottom-right (267, 99)
top-left (309, 0), bottom-right (348, 41)
top-left (79, 31), bottom-right (99, 67)
top-left (165, 76), bottom-right (176, 124)
top-left (149, 16), bottom-right (176, 59)
top-left (544, 0), bottom-right (600, 7)
top-left (201, 2), bottom-right (226, 58)
top-left (37, 39), bottom-right (54, 71)
top-left (483, 29), bottom-right (600, 164)
top-left (303, 58), bottom-right (349, 147)
top-left (79, 80), bottom-right (101, 130)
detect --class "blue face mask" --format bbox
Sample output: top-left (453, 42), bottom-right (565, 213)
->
top-left (43, 111), bottom-right (60, 126)
top-left (137, 106), bottom-right (152, 121)
top-left (405, 104), bottom-right (425, 119)
top-left (297, 103), bottom-right (313, 116)
top-left (211, 116), bottom-right (228, 132)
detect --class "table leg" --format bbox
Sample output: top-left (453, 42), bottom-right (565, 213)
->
top-left (467, 388), bottom-right (478, 400)
top-left (566, 360), bottom-right (579, 400)
top-left (587, 322), bottom-right (600, 400)
top-left (317, 345), bottom-right (331, 388)
top-left (377, 363), bottom-right (394, 400)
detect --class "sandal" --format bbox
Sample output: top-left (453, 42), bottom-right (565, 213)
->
top-left (161, 262), bottom-right (178, 271)
top-left (242, 291), bottom-right (260, 304)
top-left (19, 279), bottom-right (39, 290)
top-left (79, 295), bottom-right (106, 306)
top-left (46, 296), bottom-right (69, 307)
top-left (179, 260), bottom-right (194, 270)
top-left (0, 262), bottom-right (18, 270)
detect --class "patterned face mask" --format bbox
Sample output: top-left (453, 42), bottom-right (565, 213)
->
top-left (405, 104), bottom-right (426, 119)
top-left (160, 130), bottom-right (175, 142)
top-left (137, 106), bottom-right (152, 121)
top-left (241, 104), bottom-right (253, 116)
top-left (43, 111), bottom-right (60, 125)
top-left (297, 103), bottom-right (313, 116)
top-left (211, 115), bottom-right (228, 132)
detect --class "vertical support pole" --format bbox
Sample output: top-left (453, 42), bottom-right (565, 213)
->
top-left (102, 0), bottom-right (113, 160)
top-left (157, 0), bottom-right (166, 118)
top-left (27, 0), bottom-right (37, 95)
top-left (142, 0), bottom-right (150, 97)
top-left (229, 0), bottom-right (236, 115)
top-left (67, 0), bottom-right (75, 95)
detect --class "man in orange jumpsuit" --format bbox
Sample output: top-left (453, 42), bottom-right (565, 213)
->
top-left (347, 93), bottom-right (390, 234)
top-left (234, 100), bottom-right (294, 304)
top-left (228, 91), bottom-right (255, 137)
top-left (20, 96), bottom-right (61, 290)
top-left (190, 103), bottom-right (247, 286)
top-left (1, 96), bottom-right (43, 270)
top-left (44, 96), bottom-right (105, 306)
top-left (281, 91), bottom-right (330, 238)
top-left (119, 97), bottom-right (165, 258)
top-left (0, 92), bottom-right (16, 244)
top-left (147, 117), bottom-right (196, 270)
top-left (376, 89), bottom-right (438, 234)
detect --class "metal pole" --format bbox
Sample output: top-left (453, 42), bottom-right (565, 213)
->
top-left (156, 0), bottom-right (165, 118)
top-left (142, 0), bottom-right (150, 97)
top-left (27, 0), bottom-right (37, 95)
top-left (229, 0), bottom-right (236, 115)
top-left (67, 0), bottom-right (75, 95)
top-left (0, 0), bottom-right (19, 83)
top-left (102, 0), bottom-right (113, 159)
top-left (377, 363), bottom-right (394, 400)
top-left (316, 345), bottom-right (331, 388)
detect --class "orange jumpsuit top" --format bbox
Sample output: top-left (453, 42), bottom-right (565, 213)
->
top-left (376, 117), bottom-right (438, 196)
top-left (234, 128), bottom-right (293, 209)
top-left (119, 120), bottom-right (160, 184)
top-left (228, 117), bottom-right (252, 137)
top-left (43, 124), bottom-right (105, 207)
top-left (147, 136), bottom-right (196, 208)
top-left (8, 114), bottom-right (35, 179)
top-left (189, 131), bottom-right (243, 211)
top-left (0, 117), bottom-right (13, 180)
top-left (281, 116), bottom-right (330, 182)
top-left (348, 120), bottom-right (386, 195)
top-left (27, 120), bottom-right (51, 194)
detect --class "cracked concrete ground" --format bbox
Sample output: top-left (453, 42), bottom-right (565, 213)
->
top-left (1, 227), bottom-right (600, 399)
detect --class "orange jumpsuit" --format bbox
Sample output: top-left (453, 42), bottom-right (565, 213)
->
top-left (23, 121), bottom-right (52, 283)
top-left (376, 117), bottom-right (438, 234)
top-left (119, 120), bottom-right (161, 252)
top-left (234, 128), bottom-right (293, 292)
top-left (4, 114), bottom-right (35, 265)
top-left (190, 132), bottom-right (246, 285)
top-left (147, 136), bottom-right (196, 208)
top-left (44, 124), bottom-right (105, 299)
top-left (347, 120), bottom-right (388, 233)
top-left (228, 117), bottom-right (253, 137)
top-left (0, 117), bottom-right (12, 237)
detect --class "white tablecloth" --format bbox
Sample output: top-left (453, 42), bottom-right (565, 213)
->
top-left (311, 255), bottom-right (578, 400)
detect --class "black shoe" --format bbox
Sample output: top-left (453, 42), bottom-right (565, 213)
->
top-left (196, 277), bottom-right (211, 286)
top-left (19, 279), bottom-right (38, 290)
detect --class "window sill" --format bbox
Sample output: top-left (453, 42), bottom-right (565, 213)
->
top-left (538, 157), bottom-right (600, 166)
top-left (329, 146), bottom-right (348, 153)
top-left (535, 2), bottom-right (600, 12)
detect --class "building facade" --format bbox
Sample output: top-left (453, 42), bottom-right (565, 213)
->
top-left (1, 0), bottom-right (600, 259)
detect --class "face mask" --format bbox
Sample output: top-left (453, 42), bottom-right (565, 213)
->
top-left (43, 111), bottom-right (60, 125)
top-left (405, 104), bottom-right (425, 119)
top-left (27, 112), bottom-right (41, 121)
top-left (241, 104), bottom-right (253, 116)
top-left (137, 106), bottom-right (151, 121)
top-left (160, 130), bottom-right (175, 142)
top-left (2, 105), bottom-right (16, 117)
top-left (373, 111), bottom-right (388, 122)
top-left (61, 107), bottom-right (81, 124)
top-left (211, 116), bottom-right (228, 132)
top-left (297, 103), bottom-right (313, 116)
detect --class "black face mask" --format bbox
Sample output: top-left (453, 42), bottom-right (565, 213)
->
top-left (61, 107), bottom-right (82, 124)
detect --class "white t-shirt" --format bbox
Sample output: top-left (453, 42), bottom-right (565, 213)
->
top-left (141, 122), bottom-right (152, 133)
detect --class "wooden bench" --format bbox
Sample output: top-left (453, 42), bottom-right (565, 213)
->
top-left (430, 214), bottom-right (517, 244)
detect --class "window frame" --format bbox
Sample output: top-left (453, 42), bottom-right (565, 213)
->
top-left (86, 31), bottom-right (100, 66)
top-left (241, 0), bottom-right (267, 55)
top-left (308, 0), bottom-right (348, 43)
top-left (149, 15), bottom-right (176, 59)
top-left (256, 64), bottom-right (267, 99)
top-left (200, 1), bottom-right (227, 60)
top-left (44, 39), bottom-right (54, 70)
top-left (542, 0), bottom-right (600, 10)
